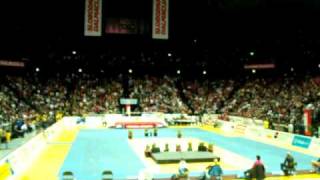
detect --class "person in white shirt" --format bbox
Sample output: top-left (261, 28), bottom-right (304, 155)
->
top-left (178, 159), bottom-right (188, 176)
top-left (288, 123), bottom-right (294, 133)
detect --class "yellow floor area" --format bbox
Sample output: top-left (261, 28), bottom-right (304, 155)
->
top-left (18, 127), bottom-right (79, 180)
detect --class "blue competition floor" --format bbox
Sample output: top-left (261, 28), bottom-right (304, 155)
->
top-left (59, 128), bottom-right (316, 179)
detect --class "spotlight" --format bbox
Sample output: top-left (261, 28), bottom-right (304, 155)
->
top-left (203, 70), bottom-right (207, 75)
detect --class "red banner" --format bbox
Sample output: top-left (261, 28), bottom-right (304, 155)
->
top-left (105, 18), bottom-right (139, 34)
top-left (152, 0), bottom-right (169, 39)
top-left (0, 60), bottom-right (25, 67)
top-left (303, 109), bottom-right (312, 136)
top-left (84, 0), bottom-right (102, 36)
top-left (244, 64), bottom-right (275, 69)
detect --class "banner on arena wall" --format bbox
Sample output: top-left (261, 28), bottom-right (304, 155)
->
top-left (310, 138), bottom-right (320, 153)
top-left (105, 18), bottom-right (147, 34)
top-left (0, 60), bottom-right (25, 67)
top-left (292, 135), bottom-right (312, 149)
top-left (152, 0), bottom-right (169, 39)
top-left (84, 0), bottom-right (102, 36)
top-left (303, 109), bottom-right (312, 135)
top-left (234, 122), bottom-right (247, 135)
top-left (244, 64), bottom-right (275, 69)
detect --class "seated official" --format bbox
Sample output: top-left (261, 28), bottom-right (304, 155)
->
top-left (207, 157), bottom-right (223, 180)
top-left (153, 128), bottom-right (158, 136)
top-left (244, 155), bottom-right (266, 180)
top-left (311, 157), bottom-right (320, 173)
top-left (102, 120), bottom-right (107, 127)
top-left (198, 142), bottom-right (207, 152)
top-left (171, 159), bottom-right (189, 180)
top-left (76, 116), bottom-right (86, 124)
top-left (151, 144), bottom-right (160, 153)
top-left (145, 145), bottom-right (151, 157)
top-left (281, 152), bottom-right (296, 175)
top-left (178, 159), bottom-right (188, 175)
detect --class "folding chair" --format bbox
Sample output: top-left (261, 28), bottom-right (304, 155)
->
top-left (102, 170), bottom-right (113, 180)
top-left (62, 171), bottom-right (74, 180)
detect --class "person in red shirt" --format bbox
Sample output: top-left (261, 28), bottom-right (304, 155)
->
top-left (244, 155), bottom-right (266, 180)
top-left (253, 155), bottom-right (264, 167)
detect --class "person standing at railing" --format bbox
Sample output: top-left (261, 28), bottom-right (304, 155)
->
top-left (263, 119), bottom-right (269, 129)
top-left (288, 122), bottom-right (294, 133)
top-left (0, 127), bottom-right (4, 148)
top-left (5, 130), bottom-right (11, 149)
top-left (1, 128), bottom-right (11, 149)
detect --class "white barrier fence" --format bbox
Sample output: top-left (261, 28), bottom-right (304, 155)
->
top-left (213, 116), bottom-right (319, 154)
top-left (310, 137), bottom-right (320, 153)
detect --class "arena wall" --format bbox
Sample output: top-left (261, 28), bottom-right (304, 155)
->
top-left (214, 116), bottom-right (318, 156)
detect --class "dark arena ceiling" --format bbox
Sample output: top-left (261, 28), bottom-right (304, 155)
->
top-left (0, 0), bottom-right (320, 76)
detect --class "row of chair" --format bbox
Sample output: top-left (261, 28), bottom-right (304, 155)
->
top-left (62, 169), bottom-right (316, 180)
top-left (62, 170), bottom-right (113, 180)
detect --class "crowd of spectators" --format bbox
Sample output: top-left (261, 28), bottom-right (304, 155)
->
top-left (1, 73), bottom-right (320, 140)
top-left (182, 80), bottom-right (235, 114)
top-left (71, 74), bottom-right (123, 114)
top-left (182, 76), bottom-right (320, 130)
top-left (224, 77), bottom-right (320, 123)
top-left (182, 76), bottom-right (320, 133)
top-left (0, 73), bottom-right (123, 140)
top-left (129, 75), bottom-right (190, 113)
top-left (0, 83), bottom-right (31, 130)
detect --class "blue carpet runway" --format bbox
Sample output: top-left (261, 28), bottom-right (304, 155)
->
top-left (59, 129), bottom-right (145, 180)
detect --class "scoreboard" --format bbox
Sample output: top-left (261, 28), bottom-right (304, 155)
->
top-left (119, 98), bottom-right (138, 105)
